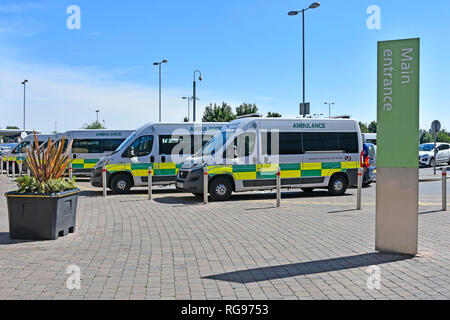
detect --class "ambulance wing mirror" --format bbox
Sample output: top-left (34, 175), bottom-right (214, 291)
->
top-left (129, 147), bottom-right (136, 158)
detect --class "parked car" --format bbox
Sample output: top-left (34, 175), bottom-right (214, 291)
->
top-left (419, 143), bottom-right (450, 167)
top-left (362, 143), bottom-right (377, 186)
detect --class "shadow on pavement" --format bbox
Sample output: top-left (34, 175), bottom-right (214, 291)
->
top-left (203, 252), bottom-right (412, 284)
top-left (0, 232), bottom-right (42, 245)
top-left (419, 210), bottom-right (443, 215)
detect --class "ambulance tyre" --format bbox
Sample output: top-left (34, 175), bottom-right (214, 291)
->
top-left (328, 174), bottom-right (348, 196)
top-left (110, 174), bottom-right (132, 194)
top-left (209, 177), bottom-right (232, 201)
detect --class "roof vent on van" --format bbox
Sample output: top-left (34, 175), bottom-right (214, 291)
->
top-left (329, 115), bottom-right (351, 119)
top-left (236, 113), bottom-right (262, 119)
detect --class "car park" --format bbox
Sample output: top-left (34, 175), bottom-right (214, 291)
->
top-left (419, 143), bottom-right (450, 167)
top-left (90, 122), bottom-right (227, 193)
top-left (176, 117), bottom-right (363, 201)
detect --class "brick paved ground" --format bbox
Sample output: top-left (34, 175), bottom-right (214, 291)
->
top-left (0, 175), bottom-right (449, 300)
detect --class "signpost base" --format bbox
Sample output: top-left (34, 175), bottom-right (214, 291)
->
top-left (376, 168), bottom-right (418, 255)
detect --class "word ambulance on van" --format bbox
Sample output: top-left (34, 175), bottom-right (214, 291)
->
top-left (176, 117), bottom-right (363, 201)
top-left (90, 122), bottom-right (227, 193)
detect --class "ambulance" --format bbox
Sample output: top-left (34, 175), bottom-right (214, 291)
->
top-left (57, 130), bottom-right (134, 177)
top-left (90, 122), bottom-right (227, 193)
top-left (176, 117), bottom-right (363, 201)
top-left (1, 134), bottom-right (54, 174)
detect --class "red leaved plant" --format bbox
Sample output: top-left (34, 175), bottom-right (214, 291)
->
top-left (25, 132), bottom-right (73, 182)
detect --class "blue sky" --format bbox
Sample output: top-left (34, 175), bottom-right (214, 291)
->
top-left (0, 0), bottom-right (449, 132)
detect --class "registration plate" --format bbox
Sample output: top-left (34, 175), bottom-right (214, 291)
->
top-left (176, 182), bottom-right (184, 189)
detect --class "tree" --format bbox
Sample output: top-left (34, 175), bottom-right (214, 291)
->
top-left (82, 121), bottom-right (106, 129)
top-left (236, 103), bottom-right (258, 117)
top-left (202, 102), bottom-right (236, 122)
top-left (368, 121), bottom-right (377, 133)
top-left (267, 112), bottom-right (282, 118)
top-left (183, 117), bottom-right (189, 123)
top-left (420, 131), bottom-right (433, 144)
top-left (359, 122), bottom-right (369, 133)
top-left (437, 130), bottom-right (450, 143)
top-left (6, 126), bottom-right (19, 129)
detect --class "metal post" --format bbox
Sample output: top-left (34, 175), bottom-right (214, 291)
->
top-left (357, 167), bottom-right (363, 210)
top-left (12, 161), bottom-right (16, 179)
top-left (19, 161), bottom-right (23, 177)
top-left (443, 167), bottom-right (447, 212)
top-left (102, 165), bottom-right (107, 197)
top-left (302, 9), bottom-right (306, 118)
top-left (69, 162), bottom-right (73, 180)
top-left (276, 167), bottom-right (281, 207)
top-left (193, 80), bottom-right (197, 122)
top-left (148, 167), bottom-right (153, 200)
top-left (159, 63), bottom-right (162, 123)
top-left (27, 165), bottom-right (30, 177)
top-left (0, 158), bottom-right (3, 176)
top-left (6, 160), bottom-right (10, 177)
top-left (434, 136), bottom-right (437, 175)
top-left (203, 167), bottom-right (208, 205)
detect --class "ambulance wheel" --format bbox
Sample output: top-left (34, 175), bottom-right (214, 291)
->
top-left (328, 174), bottom-right (348, 196)
top-left (110, 174), bottom-right (132, 194)
top-left (209, 177), bottom-right (232, 201)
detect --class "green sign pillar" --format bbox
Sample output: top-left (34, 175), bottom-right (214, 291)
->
top-left (376, 38), bottom-right (420, 255)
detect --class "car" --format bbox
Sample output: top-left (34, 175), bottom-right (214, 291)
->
top-left (419, 143), bottom-right (450, 167)
top-left (362, 143), bottom-right (377, 186)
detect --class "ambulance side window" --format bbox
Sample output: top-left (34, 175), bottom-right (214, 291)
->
top-left (234, 133), bottom-right (256, 157)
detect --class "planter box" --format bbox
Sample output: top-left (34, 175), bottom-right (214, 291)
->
top-left (5, 189), bottom-right (80, 240)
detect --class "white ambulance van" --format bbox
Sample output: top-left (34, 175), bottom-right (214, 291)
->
top-left (57, 130), bottom-right (134, 177)
top-left (1, 134), bottom-right (55, 174)
top-left (90, 122), bottom-right (227, 193)
top-left (176, 117), bottom-right (363, 201)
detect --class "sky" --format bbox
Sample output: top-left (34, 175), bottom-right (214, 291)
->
top-left (0, 0), bottom-right (449, 133)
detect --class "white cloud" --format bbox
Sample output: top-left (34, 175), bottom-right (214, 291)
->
top-left (0, 56), bottom-right (220, 133)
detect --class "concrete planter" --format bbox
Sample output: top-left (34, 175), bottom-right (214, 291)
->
top-left (5, 189), bottom-right (80, 240)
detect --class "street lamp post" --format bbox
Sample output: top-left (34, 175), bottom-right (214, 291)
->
top-left (182, 96), bottom-right (200, 122)
top-left (153, 59), bottom-right (168, 122)
top-left (324, 102), bottom-right (335, 118)
top-left (288, 2), bottom-right (320, 118)
top-left (193, 70), bottom-right (202, 122)
top-left (96, 109), bottom-right (100, 123)
top-left (21, 80), bottom-right (28, 131)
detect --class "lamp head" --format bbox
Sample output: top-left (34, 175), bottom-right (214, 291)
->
top-left (153, 62), bottom-right (159, 66)
top-left (309, 2), bottom-right (320, 9)
top-left (288, 11), bottom-right (299, 16)
top-left (162, 59), bottom-right (168, 63)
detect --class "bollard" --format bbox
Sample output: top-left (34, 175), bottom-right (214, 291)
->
top-left (357, 167), bottom-right (363, 210)
top-left (276, 167), bottom-right (281, 207)
top-left (12, 161), bottom-right (16, 179)
top-left (0, 158), bottom-right (3, 176)
top-left (6, 160), bottom-right (10, 177)
top-left (148, 167), bottom-right (153, 200)
top-left (203, 167), bottom-right (208, 205)
top-left (69, 162), bottom-right (73, 180)
top-left (102, 165), bottom-right (107, 197)
top-left (26, 164), bottom-right (30, 177)
top-left (19, 161), bottom-right (23, 177)
top-left (443, 167), bottom-right (447, 212)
